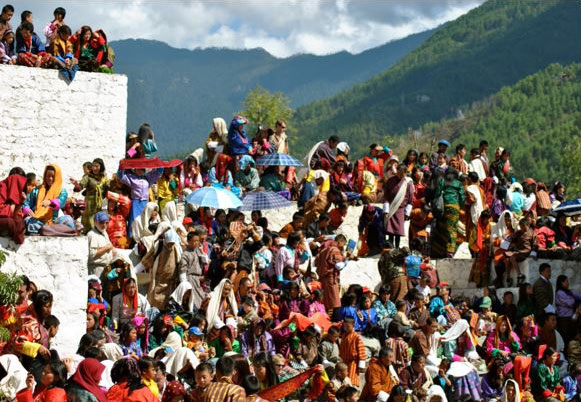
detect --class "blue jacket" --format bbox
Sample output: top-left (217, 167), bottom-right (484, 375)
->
top-left (227, 120), bottom-right (252, 156)
top-left (16, 32), bottom-right (45, 54)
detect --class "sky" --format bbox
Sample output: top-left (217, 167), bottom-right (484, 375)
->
top-left (12, 0), bottom-right (484, 58)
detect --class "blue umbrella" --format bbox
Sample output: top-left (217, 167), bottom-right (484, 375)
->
top-left (255, 153), bottom-right (303, 167)
top-left (186, 186), bottom-right (242, 209)
top-left (552, 198), bottom-right (581, 216)
top-left (240, 191), bottom-right (292, 211)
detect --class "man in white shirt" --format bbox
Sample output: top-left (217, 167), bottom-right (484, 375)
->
top-left (87, 211), bottom-right (115, 277)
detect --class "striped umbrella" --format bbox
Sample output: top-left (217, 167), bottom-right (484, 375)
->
top-left (255, 153), bottom-right (303, 167)
top-left (240, 191), bottom-right (291, 211)
top-left (552, 198), bottom-right (581, 216)
top-left (186, 186), bottom-right (242, 209)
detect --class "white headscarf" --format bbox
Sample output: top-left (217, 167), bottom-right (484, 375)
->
top-left (162, 201), bottom-right (188, 240)
top-left (492, 210), bottom-right (516, 239)
top-left (500, 379), bottom-right (521, 402)
top-left (101, 343), bottom-right (123, 362)
top-left (165, 347), bottom-right (199, 377)
top-left (0, 355), bottom-right (28, 400)
top-left (148, 331), bottom-right (184, 358)
top-left (212, 117), bottom-right (228, 143)
top-left (440, 319), bottom-right (470, 342)
top-left (336, 142), bottom-right (350, 155)
top-left (132, 202), bottom-right (160, 242)
top-left (99, 359), bottom-right (115, 390)
top-left (206, 279), bottom-right (238, 330)
top-left (427, 384), bottom-right (448, 402)
top-left (170, 281), bottom-right (194, 312)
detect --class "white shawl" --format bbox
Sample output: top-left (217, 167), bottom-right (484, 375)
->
top-left (305, 141), bottom-right (324, 168)
top-left (384, 176), bottom-right (413, 221)
top-left (206, 278), bottom-right (238, 330)
top-left (500, 379), bottom-right (521, 402)
top-left (0, 355), bottom-right (28, 400)
top-left (466, 184), bottom-right (484, 225)
top-left (492, 210), bottom-right (516, 239)
top-left (166, 347), bottom-right (199, 377)
top-left (101, 343), bottom-right (123, 362)
top-left (148, 331), bottom-right (184, 358)
top-left (132, 202), bottom-right (160, 242)
top-left (170, 281), bottom-right (194, 312)
top-left (469, 158), bottom-right (486, 181)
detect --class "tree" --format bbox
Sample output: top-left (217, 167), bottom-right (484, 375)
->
top-left (564, 141), bottom-right (581, 197)
top-left (240, 86), bottom-right (294, 134)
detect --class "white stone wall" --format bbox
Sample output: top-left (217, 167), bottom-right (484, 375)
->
top-left (0, 65), bottom-right (127, 188)
top-left (0, 236), bottom-right (88, 357)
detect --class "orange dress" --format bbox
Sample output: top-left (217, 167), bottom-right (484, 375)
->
top-left (339, 331), bottom-right (367, 387)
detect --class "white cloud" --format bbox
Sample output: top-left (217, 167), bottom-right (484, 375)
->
top-left (13, 0), bottom-right (484, 57)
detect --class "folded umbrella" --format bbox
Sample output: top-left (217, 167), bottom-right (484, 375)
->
top-left (255, 153), bottom-right (303, 167)
top-left (240, 191), bottom-right (291, 211)
top-left (186, 187), bottom-right (242, 209)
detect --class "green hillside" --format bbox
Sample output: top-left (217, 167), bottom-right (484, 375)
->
top-left (293, 0), bottom-right (581, 157)
top-left (417, 63), bottom-right (580, 187)
top-left (112, 28), bottom-right (434, 156)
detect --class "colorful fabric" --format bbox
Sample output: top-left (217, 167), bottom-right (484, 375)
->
top-left (258, 366), bottom-right (326, 401)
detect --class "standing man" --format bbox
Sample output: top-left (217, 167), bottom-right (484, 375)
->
top-left (383, 164), bottom-right (414, 249)
top-left (533, 263), bottom-right (554, 314)
top-left (315, 234), bottom-right (348, 311)
top-left (87, 211), bottom-right (115, 277)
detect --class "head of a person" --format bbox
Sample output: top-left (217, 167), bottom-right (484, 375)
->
top-left (252, 352), bottom-right (278, 386)
top-left (94, 211), bottom-right (109, 232)
top-left (291, 212), bottom-right (304, 229)
top-left (335, 233), bottom-right (347, 249)
top-left (343, 316), bottom-right (355, 333)
top-left (424, 318), bottom-right (437, 335)
top-left (40, 357), bottom-right (67, 389)
top-left (32, 290), bottom-right (53, 320)
top-left (334, 361), bottom-right (348, 380)
top-left (556, 275), bottom-right (569, 292)
top-left (215, 356), bottom-right (236, 380)
top-left (539, 263), bottom-right (551, 280)
top-left (53, 6), bottom-right (66, 21)
top-left (411, 353), bottom-right (426, 373)
top-left (121, 323), bottom-right (137, 345)
top-left (541, 312), bottom-right (557, 330)
top-left (395, 299), bottom-right (406, 312)
top-left (20, 10), bottom-right (32, 23)
top-left (138, 356), bottom-right (157, 381)
top-left (437, 152), bottom-right (447, 166)
top-left (327, 325), bottom-right (340, 343)
top-left (378, 285), bottom-right (391, 303)
top-left (43, 165), bottom-right (56, 187)
top-left (542, 346), bottom-right (558, 366)
top-left (186, 232), bottom-right (200, 250)
top-left (455, 144), bottom-right (466, 157)
top-left (45, 315), bottom-right (60, 338)
top-left (501, 149), bottom-right (510, 161)
top-left (1, 5), bottom-right (14, 22)
top-left (56, 24), bottom-right (71, 41)
top-left (328, 135), bottom-right (339, 149)
top-left (275, 119), bottom-right (286, 135)
top-left (221, 280), bottom-right (233, 299)
top-left (124, 278), bottom-right (137, 297)
top-left (437, 140), bottom-right (449, 153)
top-left (86, 311), bottom-right (99, 332)
top-left (503, 291), bottom-right (514, 306)
top-left (287, 232), bottom-right (302, 249)
top-left (437, 285), bottom-right (450, 299)
top-left (17, 275), bottom-right (32, 305)
top-left (497, 315), bottom-right (511, 337)
top-left (395, 163), bottom-right (407, 180)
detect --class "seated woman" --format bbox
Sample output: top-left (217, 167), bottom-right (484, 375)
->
top-left (208, 154), bottom-right (241, 198)
top-left (260, 166), bottom-right (287, 193)
top-left (553, 214), bottom-right (577, 250)
top-left (234, 155), bottom-right (259, 193)
top-left (533, 346), bottom-right (564, 402)
top-left (120, 323), bottom-right (143, 358)
top-left (180, 155), bottom-right (203, 198)
top-left (22, 164), bottom-right (68, 232)
top-left (356, 295), bottom-right (377, 333)
top-left (480, 358), bottom-right (505, 401)
top-left (330, 160), bottom-right (358, 202)
top-left (70, 25), bottom-right (106, 72)
top-left (485, 315), bottom-right (521, 359)
top-left (111, 278), bottom-right (151, 329)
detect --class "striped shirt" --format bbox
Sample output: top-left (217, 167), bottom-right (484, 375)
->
top-left (191, 381), bottom-right (247, 402)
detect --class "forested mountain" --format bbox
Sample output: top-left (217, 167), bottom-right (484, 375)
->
top-left (112, 28), bottom-right (434, 156)
top-left (292, 0), bottom-right (581, 157)
top-left (415, 63), bottom-right (580, 186)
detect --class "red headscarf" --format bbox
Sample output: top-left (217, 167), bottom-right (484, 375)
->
top-left (122, 279), bottom-right (138, 315)
top-left (70, 358), bottom-right (107, 402)
top-left (215, 154), bottom-right (233, 184)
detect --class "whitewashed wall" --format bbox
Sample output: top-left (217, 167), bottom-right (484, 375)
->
top-left (0, 64), bottom-right (127, 187)
top-left (0, 237), bottom-right (88, 357)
